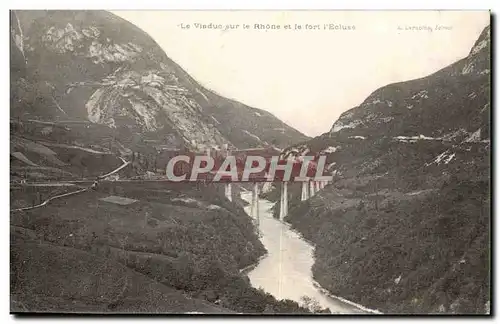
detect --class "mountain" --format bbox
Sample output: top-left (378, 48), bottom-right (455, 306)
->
top-left (10, 10), bottom-right (313, 314)
top-left (276, 25), bottom-right (491, 314)
top-left (10, 10), bottom-right (308, 156)
top-left (10, 9), bottom-right (308, 183)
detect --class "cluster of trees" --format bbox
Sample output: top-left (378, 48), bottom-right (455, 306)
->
top-left (115, 212), bottom-right (313, 313)
top-left (69, 182), bottom-right (311, 314)
top-left (130, 151), bottom-right (157, 172)
top-left (287, 177), bottom-right (489, 314)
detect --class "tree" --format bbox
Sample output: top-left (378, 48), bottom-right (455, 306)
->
top-left (263, 304), bottom-right (275, 314)
top-left (300, 296), bottom-right (325, 313)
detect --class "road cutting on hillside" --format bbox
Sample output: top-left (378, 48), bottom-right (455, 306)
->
top-left (10, 157), bottom-right (130, 212)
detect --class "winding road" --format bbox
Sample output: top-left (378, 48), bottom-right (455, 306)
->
top-left (10, 157), bottom-right (130, 213)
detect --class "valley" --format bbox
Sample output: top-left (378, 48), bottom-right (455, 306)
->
top-left (265, 25), bottom-right (491, 314)
top-left (10, 10), bottom-right (312, 314)
top-left (9, 10), bottom-right (491, 315)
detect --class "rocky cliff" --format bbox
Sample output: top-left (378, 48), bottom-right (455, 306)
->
top-left (281, 25), bottom-right (490, 314)
top-left (9, 10), bottom-right (312, 314)
top-left (10, 10), bottom-right (308, 155)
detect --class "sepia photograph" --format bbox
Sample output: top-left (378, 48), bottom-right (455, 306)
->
top-left (9, 9), bottom-right (491, 315)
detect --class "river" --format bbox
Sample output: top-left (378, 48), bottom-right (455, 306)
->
top-left (240, 191), bottom-right (375, 314)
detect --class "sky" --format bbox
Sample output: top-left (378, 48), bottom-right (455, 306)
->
top-left (113, 11), bottom-right (490, 137)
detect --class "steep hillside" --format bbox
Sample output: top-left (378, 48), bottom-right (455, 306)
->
top-left (11, 180), bottom-right (318, 314)
top-left (10, 10), bottom-right (312, 314)
top-left (10, 10), bottom-right (308, 154)
top-left (280, 25), bottom-right (491, 314)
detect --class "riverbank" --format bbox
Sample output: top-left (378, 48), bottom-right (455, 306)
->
top-left (311, 280), bottom-right (382, 314)
top-left (284, 178), bottom-right (490, 314)
top-left (12, 181), bottom-right (315, 314)
top-left (278, 218), bottom-right (381, 314)
top-left (239, 253), bottom-right (269, 275)
top-left (241, 191), bottom-right (373, 314)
